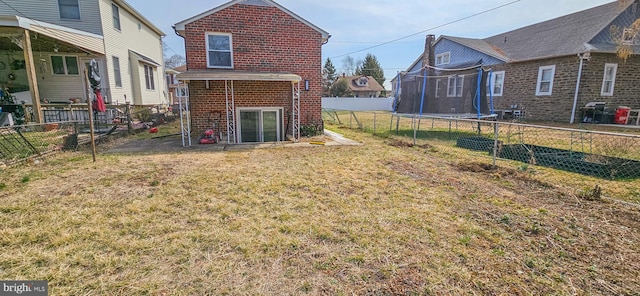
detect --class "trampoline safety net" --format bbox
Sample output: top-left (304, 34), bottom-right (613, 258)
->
top-left (395, 66), bottom-right (493, 117)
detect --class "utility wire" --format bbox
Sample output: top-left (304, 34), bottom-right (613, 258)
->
top-left (330, 0), bottom-right (522, 59)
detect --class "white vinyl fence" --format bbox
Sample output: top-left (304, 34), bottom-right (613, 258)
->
top-left (322, 97), bottom-right (395, 111)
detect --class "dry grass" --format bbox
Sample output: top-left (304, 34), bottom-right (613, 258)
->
top-left (1, 125), bottom-right (639, 295)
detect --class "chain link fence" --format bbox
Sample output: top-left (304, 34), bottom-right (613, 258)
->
top-left (323, 110), bottom-right (640, 180)
top-left (0, 122), bottom-right (80, 166)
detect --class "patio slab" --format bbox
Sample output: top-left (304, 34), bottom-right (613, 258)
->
top-left (106, 130), bottom-right (360, 154)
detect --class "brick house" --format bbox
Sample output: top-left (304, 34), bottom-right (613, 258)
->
top-left (394, 0), bottom-right (640, 123)
top-left (173, 0), bottom-right (329, 143)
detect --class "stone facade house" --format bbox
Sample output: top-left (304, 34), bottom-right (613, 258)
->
top-left (395, 0), bottom-right (640, 123)
top-left (174, 0), bottom-right (330, 143)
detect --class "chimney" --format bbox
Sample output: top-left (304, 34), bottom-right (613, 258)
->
top-left (342, 73), bottom-right (346, 78)
top-left (423, 34), bottom-right (435, 69)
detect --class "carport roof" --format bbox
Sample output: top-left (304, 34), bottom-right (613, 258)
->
top-left (176, 70), bottom-right (302, 82)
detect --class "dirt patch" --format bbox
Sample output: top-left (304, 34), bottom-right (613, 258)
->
top-left (455, 161), bottom-right (555, 188)
top-left (387, 139), bottom-right (433, 149)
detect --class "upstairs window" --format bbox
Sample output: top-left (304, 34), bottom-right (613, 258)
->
top-left (436, 52), bottom-right (450, 66)
top-left (357, 77), bottom-right (368, 86)
top-left (601, 63), bottom-right (617, 96)
top-left (536, 65), bottom-right (555, 96)
top-left (58, 0), bottom-right (80, 20)
top-left (51, 55), bottom-right (79, 75)
top-left (112, 4), bottom-right (121, 31)
top-left (206, 33), bottom-right (233, 68)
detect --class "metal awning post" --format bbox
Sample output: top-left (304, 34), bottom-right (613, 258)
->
top-left (292, 81), bottom-right (301, 142)
top-left (225, 80), bottom-right (236, 144)
top-left (177, 82), bottom-right (191, 147)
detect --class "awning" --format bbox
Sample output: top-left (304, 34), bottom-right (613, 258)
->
top-left (0, 15), bottom-right (104, 55)
top-left (129, 50), bottom-right (161, 66)
top-left (29, 24), bottom-right (104, 55)
top-left (177, 70), bottom-right (302, 82)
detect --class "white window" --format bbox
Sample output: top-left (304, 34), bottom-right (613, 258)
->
top-left (435, 79), bottom-right (441, 98)
top-left (488, 71), bottom-right (505, 97)
top-left (206, 33), bottom-right (233, 68)
top-left (623, 28), bottom-right (636, 45)
top-left (144, 64), bottom-right (155, 90)
top-left (50, 55), bottom-right (79, 75)
top-left (112, 4), bottom-right (121, 31)
top-left (58, 0), bottom-right (80, 20)
top-left (436, 52), bottom-right (451, 66)
top-left (601, 63), bottom-right (617, 96)
top-left (447, 75), bottom-right (464, 97)
top-left (112, 56), bottom-right (122, 87)
top-left (536, 65), bottom-right (555, 96)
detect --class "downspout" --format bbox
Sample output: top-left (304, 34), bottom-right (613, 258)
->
top-left (570, 53), bottom-right (588, 124)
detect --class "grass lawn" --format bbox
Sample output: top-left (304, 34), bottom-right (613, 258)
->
top-left (1, 125), bottom-right (639, 295)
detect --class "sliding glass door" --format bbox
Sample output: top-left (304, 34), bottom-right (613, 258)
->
top-left (238, 108), bottom-right (282, 143)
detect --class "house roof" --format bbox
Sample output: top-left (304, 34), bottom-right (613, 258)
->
top-left (439, 36), bottom-right (509, 62)
top-left (176, 69), bottom-right (301, 82)
top-left (403, 0), bottom-right (639, 71)
top-left (339, 76), bottom-right (385, 92)
top-left (173, 65), bottom-right (187, 72)
top-left (116, 0), bottom-right (165, 36)
top-left (173, 0), bottom-right (329, 42)
top-left (483, 0), bottom-right (635, 61)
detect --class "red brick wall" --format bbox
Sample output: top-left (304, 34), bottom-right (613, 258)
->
top-left (182, 3), bottom-right (324, 135)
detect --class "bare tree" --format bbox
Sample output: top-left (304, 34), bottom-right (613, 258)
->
top-left (341, 56), bottom-right (357, 76)
top-left (165, 54), bottom-right (186, 69)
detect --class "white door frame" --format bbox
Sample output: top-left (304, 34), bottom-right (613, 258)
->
top-left (236, 107), bottom-right (283, 143)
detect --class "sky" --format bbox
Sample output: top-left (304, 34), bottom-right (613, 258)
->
top-left (126, 0), bottom-right (614, 88)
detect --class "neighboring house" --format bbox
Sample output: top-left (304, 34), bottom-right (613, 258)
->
top-left (0, 0), bottom-right (166, 123)
top-left (394, 0), bottom-right (640, 122)
top-left (165, 64), bottom-right (186, 105)
top-left (334, 75), bottom-right (385, 98)
top-left (174, 0), bottom-right (330, 143)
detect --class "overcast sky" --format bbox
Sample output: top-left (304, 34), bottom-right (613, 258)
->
top-left (126, 0), bottom-right (614, 88)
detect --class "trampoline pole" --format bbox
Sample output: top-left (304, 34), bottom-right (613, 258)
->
top-left (476, 68), bottom-right (483, 119)
top-left (413, 114), bottom-right (418, 145)
top-left (419, 69), bottom-right (427, 116)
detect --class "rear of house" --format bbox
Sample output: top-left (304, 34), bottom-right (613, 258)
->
top-left (174, 0), bottom-right (329, 143)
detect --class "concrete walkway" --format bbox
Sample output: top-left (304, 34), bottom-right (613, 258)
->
top-left (106, 130), bottom-right (360, 154)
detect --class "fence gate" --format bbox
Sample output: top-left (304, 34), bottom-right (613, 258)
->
top-left (0, 126), bottom-right (40, 166)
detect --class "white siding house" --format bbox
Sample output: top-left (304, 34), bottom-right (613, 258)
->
top-left (0, 0), bottom-right (165, 122)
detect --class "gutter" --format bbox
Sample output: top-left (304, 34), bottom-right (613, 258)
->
top-left (570, 52), bottom-right (591, 124)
